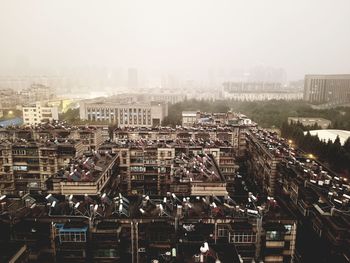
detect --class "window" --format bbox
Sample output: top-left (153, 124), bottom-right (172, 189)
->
top-left (266, 231), bottom-right (284, 241)
top-left (230, 232), bottom-right (256, 243)
top-left (94, 249), bottom-right (117, 258)
top-left (13, 165), bottom-right (28, 171)
top-left (131, 174), bottom-right (144, 180)
top-left (217, 226), bottom-right (228, 237)
top-left (59, 231), bottom-right (87, 243)
top-left (285, 225), bottom-right (292, 234)
top-left (130, 166), bottom-right (145, 172)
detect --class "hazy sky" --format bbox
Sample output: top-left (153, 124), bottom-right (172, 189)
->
top-left (1, 0), bottom-right (350, 80)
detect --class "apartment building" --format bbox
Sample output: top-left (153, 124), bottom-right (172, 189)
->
top-left (247, 127), bottom-right (350, 262)
top-left (181, 111), bottom-right (253, 127)
top-left (222, 81), bottom-right (303, 101)
top-left (1, 122), bottom-right (105, 152)
top-left (0, 88), bottom-right (20, 109)
top-left (79, 98), bottom-right (168, 127)
top-left (0, 190), bottom-right (298, 263)
top-left (0, 139), bottom-right (85, 193)
top-left (246, 129), bottom-right (285, 197)
top-left (48, 151), bottom-right (119, 195)
top-left (19, 83), bottom-right (55, 103)
top-left (106, 139), bottom-right (233, 196)
top-left (22, 102), bottom-right (59, 125)
top-left (304, 74), bottom-right (350, 105)
top-left (76, 126), bottom-right (105, 151)
top-left (113, 125), bottom-right (253, 157)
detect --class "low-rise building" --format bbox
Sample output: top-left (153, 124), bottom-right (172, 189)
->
top-left (19, 83), bottom-right (55, 103)
top-left (182, 111), bottom-right (251, 127)
top-left (107, 138), bottom-right (235, 196)
top-left (48, 151), bottom-right (119, 195)
top-left (0, 190), bottom-right (298, 263)
top-left (113, 124), bottom-right (254, 158)
top-left (22, 102), bottom-right (59, 125)
top-left (79, 98), bottom-right (168, 127)
top-left (0, 139), bottom-right (86, 193)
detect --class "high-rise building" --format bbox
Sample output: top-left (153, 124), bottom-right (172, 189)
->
top-left (304, 74), bottom-right (350, 105)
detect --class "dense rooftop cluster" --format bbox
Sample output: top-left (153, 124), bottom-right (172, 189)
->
top-left (54, 152), bottom-right (117, 183)
top-left (0, 116), bottom-right (349, 262)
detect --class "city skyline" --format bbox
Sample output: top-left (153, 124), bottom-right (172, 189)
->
top-left (1, 0), bottom-right (350, 81)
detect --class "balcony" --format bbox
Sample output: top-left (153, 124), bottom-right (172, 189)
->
top-left (266, 241), bottom-right (285, 248)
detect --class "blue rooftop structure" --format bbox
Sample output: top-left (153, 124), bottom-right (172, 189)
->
top-left (0, 117), bottom-right (23, 127)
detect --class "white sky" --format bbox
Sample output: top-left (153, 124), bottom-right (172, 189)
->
top-left (0, 0), bottom-right (350, 80)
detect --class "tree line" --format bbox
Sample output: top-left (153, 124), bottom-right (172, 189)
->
top-left (163, 99), bottom-right (350, 129)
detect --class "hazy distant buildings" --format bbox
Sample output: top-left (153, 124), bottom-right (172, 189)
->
top-left (223, 81), bottom-right (303, 101)
top-left (22, 102), bottom-right (59, 125)
top-left (127, 68), bottom-right (138, 89)
top-left (304, 74), bottom-right (350, 105)
top-left (288, 117), bottom-right (331, 129)
top-left (223, 81), bottom-right (283, 93)
top-left (80, 98), bottom-right (168, 127)
top-left (116, 92), bottom-right (186, 104)
top-left (19, 83), bottom-right (55, 103)
top-left (0, 84), bottom-right (57, 111)
top-left (0, 88), bottom-right (20, 109)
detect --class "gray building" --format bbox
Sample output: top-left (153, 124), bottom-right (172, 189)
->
top-left (304, 74), bottom-right (350, 105)
top-left (79, 99), bottom-right (168, 127)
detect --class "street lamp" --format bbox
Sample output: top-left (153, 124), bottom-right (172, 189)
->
top-left (308, 153), bottom-right (315, 159)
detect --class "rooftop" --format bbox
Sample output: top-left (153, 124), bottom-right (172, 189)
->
top-left (0, 192), bottom-right (293, 222)
top-left (53, 151), bottom-right (118, 183)
top-left (172, 153), bottom-right (224, 183)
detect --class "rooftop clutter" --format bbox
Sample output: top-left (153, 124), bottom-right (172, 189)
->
top-left (54, 151), bottom-right (116, 183)
top-left (0, 191), bottom-right (286, 221)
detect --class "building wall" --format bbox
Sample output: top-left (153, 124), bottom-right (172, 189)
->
top-left (0, 142), bottom-right (82, 194)
top-left (304, 74), bottom-right (350, 105)
top-left (79, 102), bottom-right (168, 127)
top-left (113, 127), bottom-right (250, 157)
top-left (22, 102), bottom-right (59, 125)
top-left (246, 131), bottom-right (282, 197)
